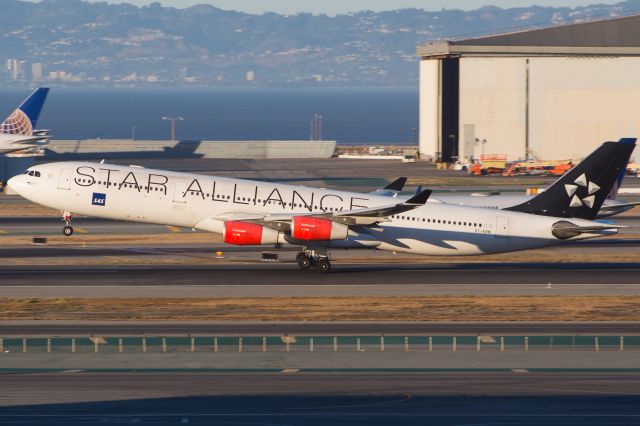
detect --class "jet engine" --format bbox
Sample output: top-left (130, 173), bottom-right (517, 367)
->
top-left (291, 216), bottom-right (348, 241)
top-left (223, 221), bottom-right (280, 245)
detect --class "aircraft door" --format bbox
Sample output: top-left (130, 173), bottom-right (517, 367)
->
top-left (57, 169), bottom-right (72, 190)
top-left (173, 180), bottom-right (188, 203)
top-left (495, 216), bottom-right (509, 238)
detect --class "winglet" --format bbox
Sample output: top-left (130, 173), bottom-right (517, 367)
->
top-left (384, 177), bottom-right (407, 192)
top-left (405, 189), bottom-right (432, 205)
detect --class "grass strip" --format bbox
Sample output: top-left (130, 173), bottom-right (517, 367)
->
top-left (2, 296), bottom-right (640, 321)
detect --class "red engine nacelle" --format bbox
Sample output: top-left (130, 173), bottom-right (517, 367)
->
top-left (223, 221), bottom-right (279, 245)
top-left (291, 216), bottom-right (348, 241)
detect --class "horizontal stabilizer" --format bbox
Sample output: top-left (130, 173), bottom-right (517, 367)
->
top-left (599, 201), bottom-right (640, 213)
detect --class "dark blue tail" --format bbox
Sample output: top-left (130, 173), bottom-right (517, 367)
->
top-left (0, 87), bottom-right (49, 135)
top-left (506, 139), bottom-right (636, 220)
top-left (607, 138), bottom-right (635, 200)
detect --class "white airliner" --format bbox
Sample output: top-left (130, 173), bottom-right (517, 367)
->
top-left (0, 87), bottom-right (50, 156)
top-left (427, 139), bottom-right (640, 218)
top-left (8, 140), bottom-right (635, 272)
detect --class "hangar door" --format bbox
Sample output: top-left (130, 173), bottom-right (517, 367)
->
top-left (440, 58), bottom-right (459, 163)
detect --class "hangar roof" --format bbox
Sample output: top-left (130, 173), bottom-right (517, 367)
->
top-left (418, 14), bottom-right (640, 58)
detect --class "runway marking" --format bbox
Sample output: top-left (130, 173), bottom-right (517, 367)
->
top-left (0, 230), bottom-right (7, 234)
top-left (168, 226), bottom-right (182, 233)
top-left (74, 227), bottom-right (89, 234)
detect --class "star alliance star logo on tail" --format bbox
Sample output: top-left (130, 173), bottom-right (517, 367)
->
top-left (565, 173), bottom-right (600, 209)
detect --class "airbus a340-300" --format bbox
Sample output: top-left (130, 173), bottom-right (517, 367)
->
top-left (8, 139), bottom-right (635, 272)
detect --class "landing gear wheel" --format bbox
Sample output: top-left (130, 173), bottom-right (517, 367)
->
top-left (296, 252), bottom-right (306, 264)
top-left (63, 226), bottom-right (74, 237)
top-left (318, 259), bottom-right (332, 273)
top-left (298, 256), bottom-right (311, 270)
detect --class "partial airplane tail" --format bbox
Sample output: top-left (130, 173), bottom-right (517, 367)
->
top-left (506, 138), bottom-right (636, 220)
top-left (606, 138), bottom-right (636, 200)
top-left (0, 87), bottom-right (50, 136)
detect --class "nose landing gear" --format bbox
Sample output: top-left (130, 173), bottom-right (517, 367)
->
top-left (62, 211), bottom-right (73, 237)
top-left (296, 249), bottom-right (332, 273)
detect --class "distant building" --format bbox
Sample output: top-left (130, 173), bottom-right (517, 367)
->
top-left (6, 59), bottom-right (24, 80)
top-left (417, 14), bottom-right (640, 162)
top-left (246, 70), bottom-right (255, 81)
top-left (31, 63), bottom-right (43, 81)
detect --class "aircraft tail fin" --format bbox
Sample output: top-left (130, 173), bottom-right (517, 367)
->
top-left (606, 138), bottom-right (636, 200)
top-left (0, 87), bottom-right (50, 136)
top-left (506, 139), bottom-right (636, 220)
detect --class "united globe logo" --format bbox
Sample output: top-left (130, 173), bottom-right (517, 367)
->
top-left (0, 109), bottom-right (33, 135)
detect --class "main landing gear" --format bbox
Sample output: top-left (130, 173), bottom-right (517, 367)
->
top-left (296, 250), bottom-right (332, 273)
top-left (62, 211), bottom-right (73, 237)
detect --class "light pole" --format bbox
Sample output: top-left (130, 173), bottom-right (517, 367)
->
top-left (474, 137), bottom-right (487, 160)
top-left (162, 116), bottom-right (184, 142)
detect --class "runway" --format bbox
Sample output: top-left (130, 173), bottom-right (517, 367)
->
top-left (1, 372), bottom-right (639, 425)
top-left (0, 262), bottom-right (640, 297)
top-left (0, 217), bottom-right (180, 236)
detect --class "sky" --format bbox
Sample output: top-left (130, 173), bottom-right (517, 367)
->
top-left (61, 0), bottom-right (624, 15)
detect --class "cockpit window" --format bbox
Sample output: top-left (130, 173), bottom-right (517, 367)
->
top-left (25, 170), bottom-right (41, 177)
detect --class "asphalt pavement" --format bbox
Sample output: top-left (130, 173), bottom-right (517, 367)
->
top-left (1, 372), bottom-right (639, 425)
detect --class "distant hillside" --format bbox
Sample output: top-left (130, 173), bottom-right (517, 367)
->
top-left (2, 0), bottom-right (640, 87)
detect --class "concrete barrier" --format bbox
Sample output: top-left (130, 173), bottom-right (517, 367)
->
top-left (45, 139), bottom-right (337, 159)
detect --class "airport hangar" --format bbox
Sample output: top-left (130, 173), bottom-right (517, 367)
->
top-left (417, 14), bottom-right (640, 163)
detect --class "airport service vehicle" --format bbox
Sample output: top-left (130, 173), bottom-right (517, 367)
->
top-left (429, 139), bottom-right (638, 218)
top-left (8, 141), bottom-right (634, 273)
top-left (0, 87), bottom-right (50, 156)
top-left (501, 160), bottom-right (574, 177)
top-left (469, 154), bottom-right (507, 175)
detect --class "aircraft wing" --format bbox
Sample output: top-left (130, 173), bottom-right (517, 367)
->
top-left (599, 201), bottom-right (640, 214)
top-left (368, 177), bottom-right (407, 197)
top-left (10, 135), bottom-right (49, 144)
top-left (331, 189), bottom-right (432, 225)
top-left (211, 189), bottom-right (432, 231)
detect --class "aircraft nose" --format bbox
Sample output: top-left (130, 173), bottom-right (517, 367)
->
top-left (7, 174), bottom-right (28, 196)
